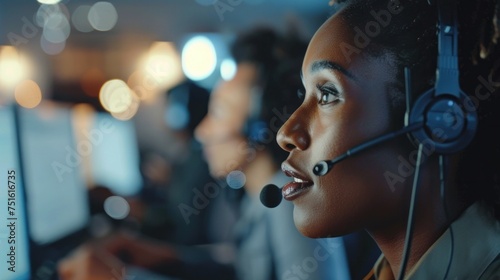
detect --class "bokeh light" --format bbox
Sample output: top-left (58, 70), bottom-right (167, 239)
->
top-left (88, 2), bottom-right (118, 32)
top-left (37, 0), bottom-right (62, 5)
top-left (111, 89), bottom-right (140, 121)
top-left (220, 58), bottom-right (237, 81)
top-left (111, 95), bottom-right (140, 121)
top-left (129, 42), bottom-right (184, 103)
top-left (36, 4), bottom-right (61, 27)
top-left (36, 4), bottom-right (70, 27)
top-left (127, 70), bottom-right (158, 102)
top-left (226, 170), bottom-right (246, 189)
top-left (0, 46), bottom-right (28, 89)
top-left (43, 12), bottom-right (71, 43)
top-left (181, 36), bottom-right (217, 81)
top-left (71, 5), bottom-right (94, 33)
top-left (103, 196), bottom-right (130, 220)
top-left (142, 42), bottom-right (184, 90)
top-left (40, 36), bottom-right (65, 55)
top-left (36, 4), bottom-right (70, 54)
top-left (15, 80), bottom-right (42, 109)
top-left (99, 79), bottom-right (134, 114)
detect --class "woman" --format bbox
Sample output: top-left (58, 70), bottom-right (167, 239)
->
top-left (59, 27), bottom-right (370, 280)
top-left (195, 27), bottom-right (358, 280)
top-left (276, 0), bottom-right (500, 279)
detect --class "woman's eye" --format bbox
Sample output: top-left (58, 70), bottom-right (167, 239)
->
top-left (318, 86), bottom-right (340, 105)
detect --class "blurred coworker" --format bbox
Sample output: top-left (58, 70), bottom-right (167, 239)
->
top-left (59, 82), bottom-right (238, 280)
top-left (130, 80), bottom-right (237, 246)
top-left (194, 27), bottom-right (346, 280)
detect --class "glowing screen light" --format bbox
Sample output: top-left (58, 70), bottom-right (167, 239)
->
top-left (181, 36), bottom-right (217, 81)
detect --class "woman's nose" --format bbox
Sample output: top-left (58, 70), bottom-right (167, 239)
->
top-left (276, 108), bottom-right (310, 152)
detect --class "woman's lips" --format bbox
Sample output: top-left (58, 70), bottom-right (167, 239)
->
top-left (282, 179), bottom-right (313, 201)
top-left (281, 167), bottom-right (314, 201)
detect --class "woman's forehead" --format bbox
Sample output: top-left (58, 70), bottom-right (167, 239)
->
top-left (302, 13), bottom-right (358, 77)
top-left (302, 12), bottom-right (399, 85)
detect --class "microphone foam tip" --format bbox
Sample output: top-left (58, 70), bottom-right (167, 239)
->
top-left (260, 184), bottom-right (282, 208)
top-left (313, 161), bottom-right (329, 176)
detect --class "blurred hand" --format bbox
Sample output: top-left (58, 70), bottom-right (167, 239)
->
top-left (58, 244), bottom-right (128, 280)
top-left (103, 231), bottom-right (180, 269)
top-left (126, 198), bottom-right (145, 221)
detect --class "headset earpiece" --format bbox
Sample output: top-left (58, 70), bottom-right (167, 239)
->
top-left (242, 86), bottom-right (268, 145)
top-left (243, 119), bottom-right (268, 144)
top-left (409, 89), bottom-right (477, 154)
top-left (408, 0), bottom-right (477, 154)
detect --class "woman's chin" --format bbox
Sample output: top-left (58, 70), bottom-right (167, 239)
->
top-left (293, 206), bottom-right (353, 238)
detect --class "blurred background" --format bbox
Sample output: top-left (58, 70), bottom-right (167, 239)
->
top-left (0, 1), bottom-right (333, 279)
top-left (0, 0), bottom-right (329, 164)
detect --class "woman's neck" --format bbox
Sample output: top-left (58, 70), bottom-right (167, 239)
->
top-left (367, 158), bottom-right (469, 278)
top-left (369, 201), bottom-right (449, 278)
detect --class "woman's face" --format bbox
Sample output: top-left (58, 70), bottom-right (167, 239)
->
top-left (195, 64), bottom-right (257, 178)
top-left (277, 14), bottom-right (409, 237)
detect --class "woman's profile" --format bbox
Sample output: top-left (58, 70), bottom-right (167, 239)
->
top-left (275, 0), bottom-right (500, 278)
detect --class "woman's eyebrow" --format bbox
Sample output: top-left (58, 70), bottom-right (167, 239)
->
top-left (310, 60), bottom-right (356, 81)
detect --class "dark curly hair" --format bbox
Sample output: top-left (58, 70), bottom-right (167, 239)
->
top-left (230, 27), bottom-right (308, 165)
top-left (334, 0), bottom-right (500, 219)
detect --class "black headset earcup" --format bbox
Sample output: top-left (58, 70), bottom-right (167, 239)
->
top-left (243, 118), bottom-right (268, 145)
top-left (409, 89), bottom-right (478, 154)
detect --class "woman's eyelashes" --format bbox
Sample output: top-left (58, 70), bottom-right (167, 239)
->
top-left (296, 83), bottom-right (341, 105)
top-left (317, 84), bottom-right (340, 105)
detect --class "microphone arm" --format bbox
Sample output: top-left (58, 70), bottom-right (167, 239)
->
top-left (260, 122), bottom-right (424, 208)
top-left (313, 122), bottom-right (424, 176)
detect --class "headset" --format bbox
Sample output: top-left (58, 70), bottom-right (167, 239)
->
top-left (309, 0), bottom-right (478, 176)
top-left (242, 58), bottom-right (305, 147)
top-left (242, 85), bottom-right (269, 145)
top-left (397, 1), bottom-right (477, 278)
top-left (164, 81), bottom-right (210, 133)
top-left (407, 0), bottom-right (477, 154)
top-left (260, 0), bottom-right (478, 279)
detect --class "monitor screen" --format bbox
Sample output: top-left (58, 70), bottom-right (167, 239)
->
top-left (18, 103), bottom-right (89, 245)
top-left (0, 105), bottom-right (31, 280)
top-left (89, 113), bottom-right (142, 196)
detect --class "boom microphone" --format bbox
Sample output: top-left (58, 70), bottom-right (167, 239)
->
top-left (313, 122), bottom-right (424, 176)
top-left (259, 122), bottom-right (423, 208)
top-left (260, 184), bottom-right (282, 208)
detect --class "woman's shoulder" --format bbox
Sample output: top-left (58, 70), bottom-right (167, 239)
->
top-left (480, 255), bottom-right (500, 279)
top-left (407, 202), bottom-right (500, 279)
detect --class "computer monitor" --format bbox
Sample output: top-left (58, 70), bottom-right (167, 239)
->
top-left (17, 102), bottom-right (89, 246)
top-left (0, 104), bottom-right (31, 280)
top-left (89, 112), bottom-right (142, 196)
top-left (11, 103), bottom-right (142, 279)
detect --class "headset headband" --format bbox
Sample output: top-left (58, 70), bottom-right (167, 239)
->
top-left (436, 0), bottom-right (460, 98)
